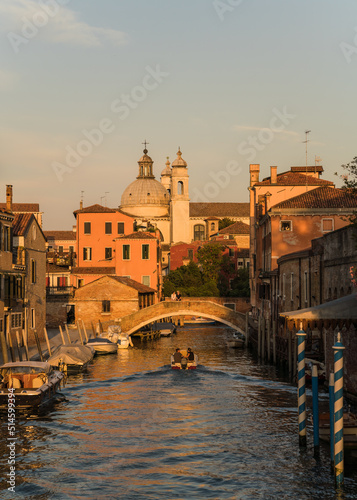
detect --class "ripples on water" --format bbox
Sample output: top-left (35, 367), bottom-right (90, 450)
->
top-left (1, 325), bottom-right (357, 499)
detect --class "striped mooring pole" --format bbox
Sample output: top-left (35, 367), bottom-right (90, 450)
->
top-left (333, 332), bottom-right (345, 488)
top-left (297, 324), bottom-right (307, 447)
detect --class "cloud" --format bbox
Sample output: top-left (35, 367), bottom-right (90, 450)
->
top-left (0, 0), bottom-right (128, 48)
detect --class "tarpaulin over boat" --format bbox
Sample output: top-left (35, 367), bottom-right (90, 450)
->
top-left (47, 345), bottom-right (94, 366)
top-left (280, 293), bottom-right (357, 320)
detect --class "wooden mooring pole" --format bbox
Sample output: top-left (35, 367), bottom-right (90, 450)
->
top-left (0, 329), bottom-right (9, 364)
top-left (257, 316), bottom-right (261, 358)
top-left (59, 325), bottom-right (65, 345)
top-left (44, 327), bottom-right (52, 357)
top-left (33, 329), bottom-right (44, 362)
top-left (22, 329), bottom-right (29, 361)
top-left (272, 320), bottom-right (277, 365)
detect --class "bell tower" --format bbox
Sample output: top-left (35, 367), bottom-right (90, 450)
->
top-left (170, 148), bottom-right (190, 243)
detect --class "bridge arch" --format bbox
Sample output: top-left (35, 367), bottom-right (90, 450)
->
top-left (120, 300), bottom-right (247, 335)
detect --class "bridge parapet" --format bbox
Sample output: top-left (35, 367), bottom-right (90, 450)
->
top-left (120, 300), bottom-right (247, 334)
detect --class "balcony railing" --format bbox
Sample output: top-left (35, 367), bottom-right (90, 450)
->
top-left (46, 286), bottom-right (74, 296)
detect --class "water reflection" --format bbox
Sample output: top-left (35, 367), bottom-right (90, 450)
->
top-left (0, 325), bottom-right (356, 499)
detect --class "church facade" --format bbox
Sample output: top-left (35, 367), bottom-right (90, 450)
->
top-left (119, 146), bottom-right (249, 245)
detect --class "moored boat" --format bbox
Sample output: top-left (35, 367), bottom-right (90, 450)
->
top-left (47, 344), bottom-right (94, 373)
top-left (185, 317), bottom-right (215, 326)
top-left (227, 332), bottom-right (245, 348)
top-left (171, 349), bottom-right (198, 370)
top-left (152, 322), bottom-right (176, 337)
top-left (319, 411), bottom-right (357, 448)
top-left (0, 361), bottom-right (64, 409)
top-left (103, 325), bottom-right (134, 349)
top-left (86, 337), bottom-right (118, 355)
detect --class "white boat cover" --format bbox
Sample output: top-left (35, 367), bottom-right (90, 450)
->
top-left (47, 345), bottom-right (94, 366)
top-left (280, 293), bottom-right (357, 320)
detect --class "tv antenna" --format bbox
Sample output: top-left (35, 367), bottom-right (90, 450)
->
top-left (105, 192), bottom-right (109, 207)
top-left (302, 130), bottom-right (311, 168)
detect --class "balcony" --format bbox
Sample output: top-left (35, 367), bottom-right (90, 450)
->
top-left (46, 286), bottom-right (74, 296)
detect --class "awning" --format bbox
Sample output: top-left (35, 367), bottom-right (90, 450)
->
top-left (280, 293), bottom-right (357, 321)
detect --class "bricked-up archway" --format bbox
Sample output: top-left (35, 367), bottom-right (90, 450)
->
top-left (120, 300), bottom-right (246, 334)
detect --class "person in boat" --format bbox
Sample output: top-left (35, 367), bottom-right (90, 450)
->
top-left (171, 291), bottom-right (177, 301)
top-left (173, 348), bottom-right (183, 363)
top-left (187, 348), bottom-right (194, 361)
top-left (176, 290), bottom-right (182, 301)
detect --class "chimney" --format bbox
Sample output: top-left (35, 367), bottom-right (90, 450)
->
top-left (6, 185), bottom-right (13, 212)
top-left (249, 164), bottom-right (260, 187)
top-left (270, 166), bottom-right (277, 184)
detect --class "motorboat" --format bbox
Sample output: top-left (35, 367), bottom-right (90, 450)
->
top-left (0, 361), bottom-right (64, 409)
top-left (103, 325), bottom-right (134, 349)
top-left (152, 322), bottom-right (176, 337)
top-left (47, 344), bottom-right (94, 373)
top-left (319, 411), bottom-right (357, 449)
top-left (227, 332), bottom-right (245, 348)
top-left (171, 349), bottom-right (198, 370)
top-left (86, 337), bottom-right (118, 355)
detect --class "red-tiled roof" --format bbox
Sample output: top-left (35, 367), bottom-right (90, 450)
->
top-left (257, 172), bottom-right (334, 187)
top-left (0, 203), bottom-right (40, 212)
top-left (44, 231), bottom-right (76, 241)
top-left (219, 221), bottom-right (250, 235)
top-left (110, 276), bottom-right (156, 293)
top-left (116, 232), bottom-right (157, 240)
top-left (73, 204), bottom-right (117, 215)
top-left (271, 187), bottom-right (357, 210)
top-left (47, 264), bottom-right (71, 274)
top-left (71, 267), bottom-right (116, 275)
top-left (12, 213), bottom-right (33, 236)
top-left (189, 202), bottom-right (249, 217)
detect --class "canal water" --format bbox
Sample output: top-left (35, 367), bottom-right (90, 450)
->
top-left (1, 324), bottom-right (357, 499)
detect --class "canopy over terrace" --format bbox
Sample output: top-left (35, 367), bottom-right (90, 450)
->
top-left (280, 293), bottom-right (357, 323)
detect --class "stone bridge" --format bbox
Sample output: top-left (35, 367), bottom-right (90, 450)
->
top-left (120, 300), bottom-right (247, 334)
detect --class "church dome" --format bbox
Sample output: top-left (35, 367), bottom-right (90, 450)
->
top-left (171, 148), bottom-right (187, 167)
top-left (120, 146), bottom-right (170, 217)
top-left (161, 157), bottom-right (171, 176)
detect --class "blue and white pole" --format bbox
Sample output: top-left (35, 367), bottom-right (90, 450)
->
top-left (312, 364), bottom-right (320, 457)
top-left (297, 324), bottom-right (307, 447)
top-left (334, 332), bottom-right (345, 488)
top-left (329, 372), bottom-right (335, 470)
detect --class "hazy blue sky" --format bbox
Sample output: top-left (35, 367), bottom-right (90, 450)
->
top-left (1, 0), bottom-right (356, 229)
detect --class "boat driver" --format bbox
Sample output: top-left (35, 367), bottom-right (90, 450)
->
top-left (173, 348), bottom-right (183, 363)
top-left (187, 348), bottom-right (194, 361)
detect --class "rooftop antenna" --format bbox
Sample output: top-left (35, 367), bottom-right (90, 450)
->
top-left (303, 130), bottom-right (311, 168)
top-left (100, 196), bottom-right (105, 205)
top-left (303, 130), bottom-right (311, 190)
top-left (315, 155), bottom-right (322, 174)
top-left (105, 192), bottom-right (109, 207)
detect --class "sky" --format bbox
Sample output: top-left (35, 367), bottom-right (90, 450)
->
top-left (1, 0), bottom-right (357, 230)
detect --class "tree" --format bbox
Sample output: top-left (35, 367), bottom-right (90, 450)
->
top-left (162, 261), bottom-right (219, 297)
top-left (219, 217), bottom-right (235, 230)
top-left (196, 243), bottom-right (224, 281)
top-left (336, 156), bottom-right (357, 225)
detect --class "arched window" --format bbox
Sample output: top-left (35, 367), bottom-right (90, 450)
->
top-left (211, 222), bottom-right (215, 231)
top-left (194, 224), bottom-right (205, 241)
top-left (178, 181), bottom-right (184, 195)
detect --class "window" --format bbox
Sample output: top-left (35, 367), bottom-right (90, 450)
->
top-left (194, 224), bottom-right (205, 241)
top-left (102, 300), bottom-right (110, 313)
top-left (105, 222), bottom-right (112, 235)
top-left (290, 272), bottom-right (294, 301)
top-left (142, 276), bottom-right (150, 286)
top-left (58, 245), bottom-right (64, 253)
top-left (11, 313), bottom-right (22, 329)
top-left (322, 219), bottom-right (334, 232)
top-left (282, 273), bottom-right (286, 299)
top-left (31, 260), bottom-right (36, 284)
top-left (280, 221), bottom-right (292, 232)
top-left (142, 244), bottom-right (149, 260)
top-left (105, 248), bottom-right (112, 260)
top-left (123, 245), bottom-right (130, 260)
top-left (224, 303), bottom-right (236, 311)
top-left (177, 181), bottom-right (184, 195)
top-left (211, 222), bottom-right (215, 231)
top-left (229, 248), bottom-right (235, 257)
top-left (84, 222), bottom-right (91, 234)
top-left (31, 308), bottom-right (35, 329)
top-left (83, 247), bottom-right (92, 261)
top-left (237, 259), bottom-right (244, 269)
top-left (118, 222), bottom-right (124, 234)
top-left (69, 246), bottom-right (74, 253)
top-left (188, 249), bottom-right (193, 260)
top-left (78, 279), bottom-right (84, 288)
top-left (57, 276), bottom-right (68, 287)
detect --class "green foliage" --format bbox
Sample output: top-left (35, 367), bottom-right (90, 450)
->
top-left (163, 261), bottom-right (220, 297)
top-left (219, 217), bottom-right (235, 230)
top-left (227, 268), bottom-right (250, 297)
top-left (336, 156), bottom-right (357, 225)
top-left (196, 243), bottom-right (224, 281)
